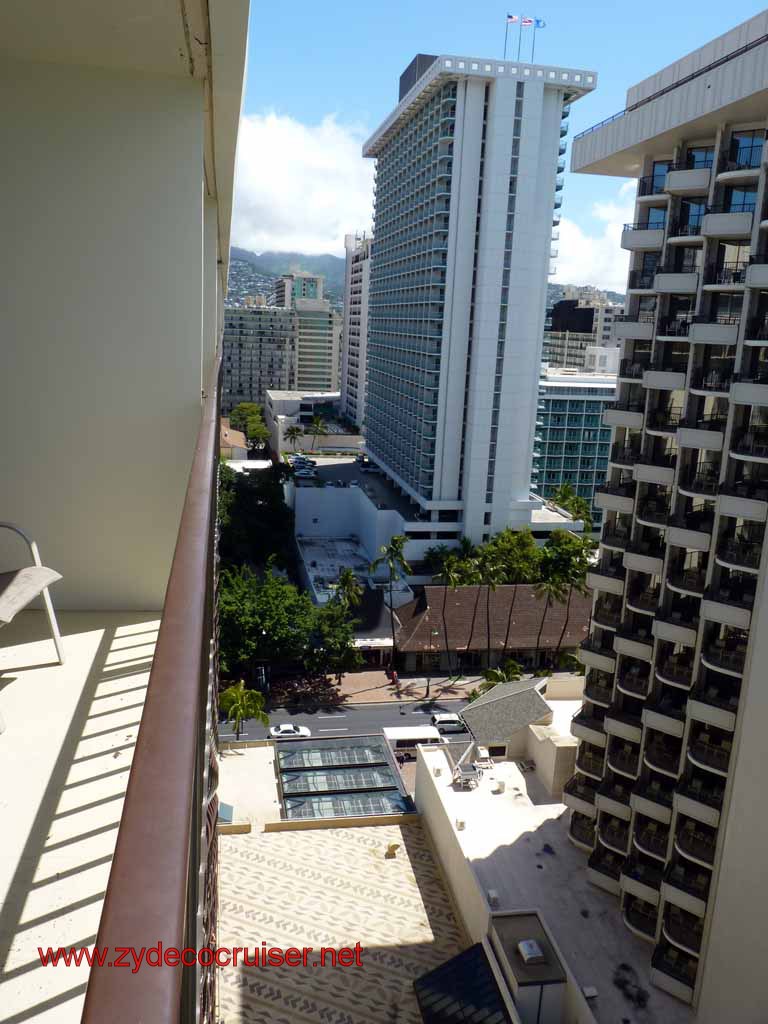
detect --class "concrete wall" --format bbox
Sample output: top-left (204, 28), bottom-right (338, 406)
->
top-left (0, 58), bottom-right (207, 609)
top-left (414, 747), bottom-right (491, 942)
top-left (525, 726), bottom-right (577, 800)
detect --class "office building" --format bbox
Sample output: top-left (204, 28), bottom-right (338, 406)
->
top-left (363, 54), bottom-right (596, 543)
top-left (566, 13), bottom-right (768, 1020)
top-left (221, 306), bottom-right (297, 412)
top-left (534, 368), bottom-right (616, 527)
top-left (0, 0), bottom-right (248, 1021)
top-left (295, 299), bottom-right (341, 391)
top-left (340, 232), bottom-right (372, 428)
top-left (275, 271), bottom-right (324, 306)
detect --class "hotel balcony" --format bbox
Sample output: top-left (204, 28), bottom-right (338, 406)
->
top-left (703, 260), bottom-right (749, 289)
top-left (571, 704), bottom-right (608, 746)
top-left (592, 596), bottom-right (623, 630)
top-left (655, 653), bottom-right (696, 690)
top-left (688, 673), bottom-right (741, 731)
top-left (586, 555), bottom-right (627, 595)
top-left (665, 165), bottom-right (712, 196)
top-left (701, 575), bottom-right (754, 629)
top-left (643, 733), bottom-right (684, 779)
top-left (615, 660), bottom-right (652, 698)
top-left (613, 622), bottom-right (655, 662)
top-left (719, 478), bottom-right (768, 521)
top-left (606, 737), bottom-right (641, 779)
top-left (609, 440), bottom-right (642, 468)
top-left (688, 313), bottom-right (740, 346)
top-left (663, 905), bottom-right (704, 957)
top-left (633, 816), bottom-right (671, 861)
top-left (633, 450), bottom-right (675, 489)
top-left (621, 222), bottom-right (666, 252)
top-left (678, 464), bottom-right (721, 499)
top-left (598, 812), bottom-right (631, 854)
top-left (674, 817), bottom-right (717, 870)
top-left (675, 769), bottom-right (725, 827)
top-left (631, 776), bottom-right (674, 825)
top-left (568, 810), bottom-right (597, 851)
top-left (667, 216), bottom-right (704, 242)
top-left (642, 691), bottom-right (687, 738)
top-left (601, 524), bottom-right (632, 551)
top-left (657, 314), bottom-right (694, 338)
top-left (662, 858), bottom-right (711, 918)
top-left (615, 314), bottom-right (656, 341)
top-left (746, 253), bottom-right (768, 289)
top-left (666, 509), bottom-right (714, 552)
top-left (622, 894), bottom-right (659, 942)
top-left (715, 535), bottom-right (763, 573)
top-left (700, 634), bottom-right (748, 676)
top-left (594, 480), bottom-right (636, 515)
top-left (744, 312), bottom-right (768, 342)
top-left (651, 941), bottom-right (698, 1004)
top-left (604, 707), bottom-right (643, 744)
top-left (701, 204), bottom-right (754, 239)
top-left (623, 537), bottom-right (665, 575)
top-left (563, 774), bottom-right (600, 817)
top-left (584, 669), bottom-right (616, 707)
top-left (627, 269), bottom-right (657, 291)
top-left (635, 498), bottom-right (670, 529)
top-left (652, 601), bottom-right (700, 648)
top-left (621, 854), bottom-right (664, 907)
top-left (730, 429), bottom-right (768, 463)
top-left (645, 406), bottom-right (683, 436)
top-left (677, 412), bottom-right (726, 452)
top-left (689, 366), bottom-right (733, 396)
top-left (654, 271), bottom-right (698, 294)
top-left (643, 362), bottom-right (688, 391)
top-left (576, 743), bottom-right (607, 779)
top-left (619, 354), bottom-right (652, 379)
top-left (731, 369), bottom-right (768, 407)
top-left (687, 726), bottom-right (733, 777)
top-left (603, 400), bottom-right (645, 430)
top-left (595, 771), bottom-right (633, 819)
top-left (587, 846), bottom-right (624, 895)
top-left (625, 582), bottom-right (660, 616)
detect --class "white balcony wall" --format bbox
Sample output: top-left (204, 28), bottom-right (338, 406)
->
top-left (0, 58), bottom-right (208, 609)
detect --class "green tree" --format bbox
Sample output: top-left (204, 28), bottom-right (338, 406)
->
top-left (219, 680), bottom-right (269, 740)
top-left (370, 535), bottom-right (411, 661)
top-left (424, 544), bottom-right (451, 576)
top-left (533, 570), bottom-right (569, 667)
top-left (306, 415), bottom-right (328, 451)
top-left (547, 532), bottom-right (593, 656)
top-left (481, 658), bottom-right (523, 691)
top-left (335, 567), bottom-right (363, 611)
top-left (433, 555), bottom-right (462, 676)
top-left (229, 402), bottom-right (262, 433)
top-left (218, 461), bottom-right (237, 530)
top-left (284, 424), bottom-right (303, 450)
top-left (218, 463), bottom-right (296, 569)
top-left (307, 600), bottom-right (363, 682)
top-left (550, 482), bottom-right (593, 533)
top-left (478, 554), bottom-right (503, 669)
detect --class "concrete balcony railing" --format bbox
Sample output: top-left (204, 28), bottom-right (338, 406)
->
top-left (621, 855), bottom-right (664, 905)
top-left (730, 430), bottom-right (768, 461)
top-left (569, 811), bottom-right (597, 849)
top-left (563, 774), bottom-right (599, 817)
top-left (623, 896), bottom-right (659, 939)
top-left (657, 314), bottom-right (694, 337)
top-left (675, 821), bottom-right (717, 867)
top-left (688, 733), bottom-right (733, 776)
top-left (655, 655), bottom-right (695, 689)
top-left (587, 847), bottom-right (624, 894)
top-left (632, 778), bottom-right (674, 824)
top-left (663, 906), bottom-right (704, 956)
top-left (662, 859), bottom-right (711, 917)
top-left (633, 819), bottom-right (670, 860)
top-left (700, 640), bottom-right (747, 675)
top-left (644, 738), bottom-right (683, 777)
top-left (621, 222), bottom-right (666, 251)
top-left (689, 366), bottom-right (734, 394)
top-left (576, 746), bottom-right (607, 779)
top-left (651, 942), bottom-right (698, 999)
top-left (599, 815), bottom-right (631, 854)
top-left (716, 536), bottom-right (763, 571)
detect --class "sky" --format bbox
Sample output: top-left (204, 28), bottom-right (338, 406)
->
top-left (231, 0), bottom-right (764, 292)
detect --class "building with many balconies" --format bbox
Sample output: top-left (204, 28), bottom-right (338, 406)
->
top-left (340, 232), bottom-right (372, 428)
top-left (362, 54), bottom-right (596, 544)
top-left (565, 12), bottom-right (768, 1022)
top-left (221, 306), bottom-right (298, 411)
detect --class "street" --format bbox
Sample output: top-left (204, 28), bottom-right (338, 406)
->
top-left (219, 696), bottom-right (471, 741)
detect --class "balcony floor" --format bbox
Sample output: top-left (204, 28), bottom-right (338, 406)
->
top-left (0, 610), bottom-right (158, 1024)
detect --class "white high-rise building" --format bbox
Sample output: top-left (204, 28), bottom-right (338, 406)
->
top-left (340, 232), bottom-right (371, 428)
top-left (567, 12), bottom-right (768, 1021)
top-left (363, 54), bottom-right (596, 542)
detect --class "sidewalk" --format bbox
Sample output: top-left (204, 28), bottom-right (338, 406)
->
top-left (335, 668), bottom-right (484, 704)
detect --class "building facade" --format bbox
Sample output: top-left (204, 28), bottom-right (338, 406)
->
top-left (295, 299), bottom-right (341, 392)
top-left (275, 271), bottom-right (324, 306)
top-left (543, 330), bottom-right (598, 369)
top-left (566, 13), bottom-right (768, 1020)
top-left (534, 368), bottom-right (616, 527)
top-left (363, 55), bottom-right (596, 544)
top-left (340, 232), bottom-right (372, 428)
top-left (221, 306), bottom-right (297, 413)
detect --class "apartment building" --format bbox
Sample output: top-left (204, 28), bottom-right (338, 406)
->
top-left (534, 368), bottom-right (616, 527)
top-left (0, 2), bottom-right (248, 1022)
top-left (566, 13), bottom-right (768, 1021)
top-left (275, 271), bottom-right (324, 306)
top-left (543, 330), bottom-right (599, 369)
top-left (340, 232), bottom-right (372, 428)
top-left (221, 306), bottom-right (297, 412)
top-left (363, 54), bottom-right (596, 543)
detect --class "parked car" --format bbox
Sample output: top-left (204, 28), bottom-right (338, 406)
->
top-left (431, 713), bottom-right (467, 734)
top-left (294, 470), bottom-right (317, 479)
top-left (360, 465), bottom-right (382, 474)
top-left (269, 723), bottom-right (311, 739)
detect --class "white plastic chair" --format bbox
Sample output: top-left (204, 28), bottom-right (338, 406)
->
top-left (0, 522), bottom-right (64, 664)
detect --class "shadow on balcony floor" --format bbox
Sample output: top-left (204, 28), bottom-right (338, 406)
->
top-left (0, 610), bottom-right (159, 1024)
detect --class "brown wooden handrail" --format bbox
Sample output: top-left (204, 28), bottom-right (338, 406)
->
top-left (82, 353), bottom-right (221, 1022)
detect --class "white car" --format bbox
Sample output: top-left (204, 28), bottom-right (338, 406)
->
top-left (270, 723), bottom-right (311, 739)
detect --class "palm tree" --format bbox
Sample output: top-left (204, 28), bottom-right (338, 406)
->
top-left (336, 567), bottom-right (363, 611)
top-left (219, 680), bottom-right (269, 741)
top-left (482, 658), bottom-right (523, 688)
top-left (307, 415), bottom-right (328, 451)
top-left (435, 556), bottom-right (461, 677)
top-left (461, 558), bottom-right (484, 667)
top-left (284, 424), bottom-right (303, 450)
top-left (370, 535), bottom-right (412, 664)
top-left (482, 558), bottom-right (503, 670)
top-left (533, 570), bottom-right (568, 669)
top-left (555, 536), bottom-right (592, 657)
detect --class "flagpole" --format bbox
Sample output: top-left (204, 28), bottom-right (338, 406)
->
top-left (531, 24), bottom-right (537, 63)
top-left (504, 18), bottom-right (509, 59)
top-left (516, 15), bottom-right (523, 62)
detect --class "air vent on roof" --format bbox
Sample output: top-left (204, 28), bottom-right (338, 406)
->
top-left (517, 939), bottom-right (546, 965)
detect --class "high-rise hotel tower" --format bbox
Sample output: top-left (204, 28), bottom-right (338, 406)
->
top-left (566, 12), bottom-right (768, 1021)
top-left (363, 55), bottom-right (596, 543)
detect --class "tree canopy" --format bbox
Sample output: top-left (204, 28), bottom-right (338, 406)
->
top-left (230, 401), bottom-right (270, 451)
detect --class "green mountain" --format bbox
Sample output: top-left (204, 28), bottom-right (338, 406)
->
top-left (230, 248), bottom-right (346, 296)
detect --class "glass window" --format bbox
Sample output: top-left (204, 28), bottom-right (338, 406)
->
top-left (651, 160), bottom-right (670, 187)
top-left (645, 206), bottom-right (666, 229)
top-left (729, 130), bottom-right (764, 169)
top-left (685, 146), bottom-right (714, 169)
top-left (680, 197), bottom-right (707, 228)
top-left (724, 185), bottom-right (757, 212)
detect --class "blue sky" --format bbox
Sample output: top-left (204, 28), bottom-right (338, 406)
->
top-left (231, 1), bottom-right (763, 289)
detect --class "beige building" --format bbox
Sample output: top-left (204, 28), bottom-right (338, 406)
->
top-left (567, 11), bottom-right (768, 1020)
top-left (340, 232), bottom-right (371, 428)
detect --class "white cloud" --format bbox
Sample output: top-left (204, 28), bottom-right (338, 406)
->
top-left (231, 112), bottom-right (374, 255)
top-left (554, 180), bottom-right (635, 293)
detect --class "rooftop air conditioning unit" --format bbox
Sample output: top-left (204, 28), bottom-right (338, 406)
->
top-left (517, 939), bottom-right (546, 966)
